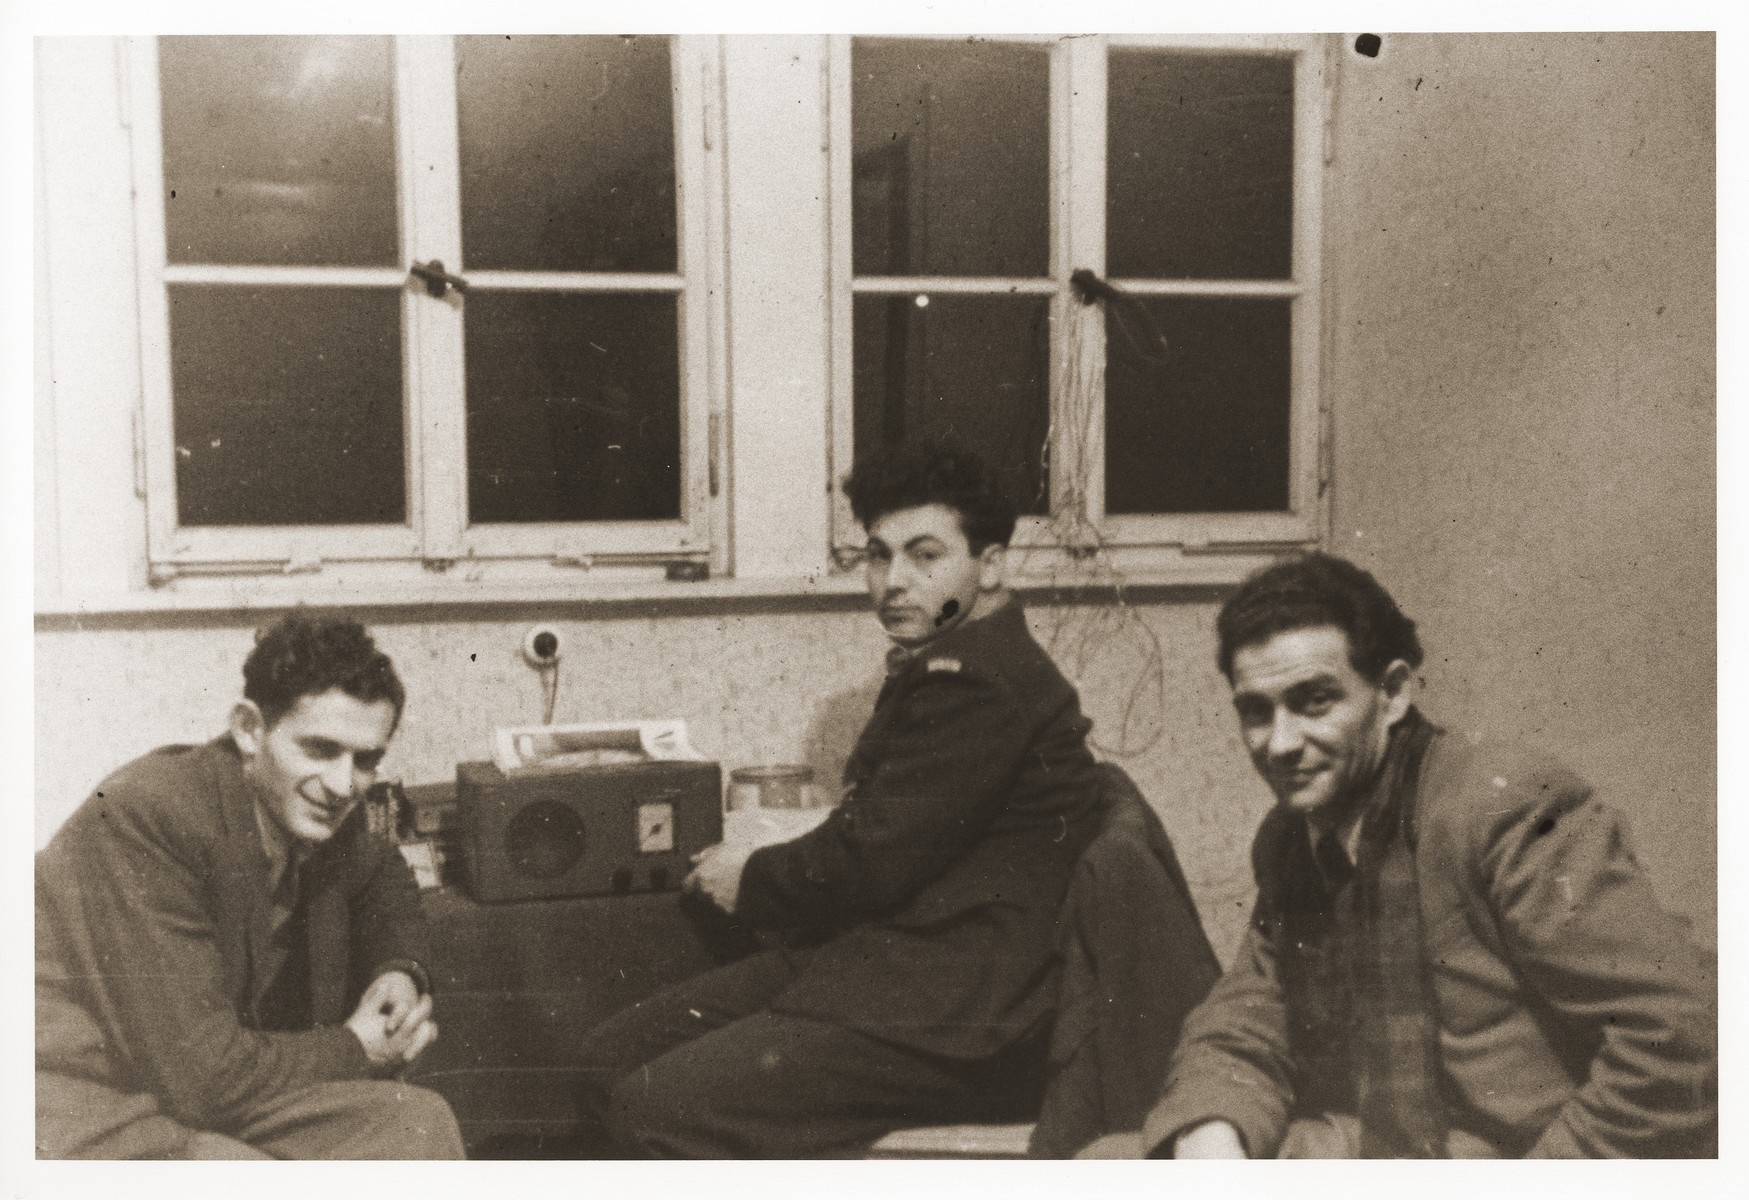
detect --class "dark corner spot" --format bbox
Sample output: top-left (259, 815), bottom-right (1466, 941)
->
top-left (1354, 34), bottom-right (1382, 58)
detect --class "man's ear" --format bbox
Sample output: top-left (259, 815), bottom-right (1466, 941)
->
top-left (1378, 659), bottom-right (1415, 725)
top-left (977, 542), bottom-right (1008, 592)
top-left (229, 701), bottom-right (267, 759)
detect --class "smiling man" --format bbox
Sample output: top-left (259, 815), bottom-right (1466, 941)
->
top-left (574, 442), bottom-right (1105, 1157)
top-left (36, 614), bottom-right (464, 1159)
top-left (1101, 553), bottom-right (1715, 1159)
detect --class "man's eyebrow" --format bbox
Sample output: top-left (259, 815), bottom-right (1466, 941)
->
top-left (902, 535), bottom-right (946, 553)
top-left (1232, 674), bottom-right (1342, 702)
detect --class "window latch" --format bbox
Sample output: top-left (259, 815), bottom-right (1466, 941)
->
top-left (408, 259), bottom-right (470, 299)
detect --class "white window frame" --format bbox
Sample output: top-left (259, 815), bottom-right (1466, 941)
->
top-left (826, 33), bottom-right (1328, 575)
top-left (126, 35), bottom-right (727, 583)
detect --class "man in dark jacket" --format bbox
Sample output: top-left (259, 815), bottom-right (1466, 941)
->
top-left (575, 444), bottom-right (1104, 1157)
top-left (36, 615), bottom-right (464, 1159)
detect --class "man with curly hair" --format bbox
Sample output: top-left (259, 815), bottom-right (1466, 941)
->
top-left (36, 614), bottom-right (465, 1159)
top-left (574, 443), bottom-right (1109, 1157)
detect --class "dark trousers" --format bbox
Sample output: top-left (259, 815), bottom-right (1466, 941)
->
top-left (574, 946), bottom-right (1046, 1158)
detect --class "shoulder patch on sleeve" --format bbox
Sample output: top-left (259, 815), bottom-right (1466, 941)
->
top-left (926, 656), bottom-right (962, 674)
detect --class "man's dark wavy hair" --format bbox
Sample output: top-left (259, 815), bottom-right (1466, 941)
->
top-left (242, 613), bottom-right (406, 729)
top-left (842, 442), bottom-right (1018, 553)
top-left (1216, 552), bottom-right (1424, 683)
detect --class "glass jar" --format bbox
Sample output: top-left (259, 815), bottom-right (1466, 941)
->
top-left (726, 765), bottom-right (822, 811)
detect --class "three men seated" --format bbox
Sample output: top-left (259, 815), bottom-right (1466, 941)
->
top-left (36, 449), bottom-right (1715, 1159)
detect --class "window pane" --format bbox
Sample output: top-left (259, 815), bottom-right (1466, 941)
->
top-left (1104, 297), bottom-right (1290, 513)
top-left (159, 36), bottom-right (398, 267)
top-left (852, 39), bottom-right (1049, 278)
top-left (168, 286), bottom-right (405, 525)
top-left (466, 293), bottom-right (681, 523)
top-left (1107, 50), bottom-right (1294, 280)
top-left (456, 35), bottom-right (677, 273)
top-left (853, 293), bottom-right (1050, 514)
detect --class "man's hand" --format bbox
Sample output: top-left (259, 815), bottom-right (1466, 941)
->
top-left (685, 839), bottom-right (757, 914)
top-left (1173, 1120), bottom-right (1247, 1158)
top-left (346, 970), bottom-right (438, 1071)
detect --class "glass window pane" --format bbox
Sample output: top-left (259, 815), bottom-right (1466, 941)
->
top-left (853, 293), bottom-right (1050, 514)
top-left (456, 35), bottom-right (677, 273)
top-left (466, 293), bottom-right (681, 523)
top-left (159, 36), bottom-right (398, 267)
top-left (1107, 50), bottom-right (1294, 280)
top-left (852, 39), bottom-right (1049, 278)
top-left (168, 285), bottom-right (405, 525)
top-left (1104, 297), bottom-right (1291, 513)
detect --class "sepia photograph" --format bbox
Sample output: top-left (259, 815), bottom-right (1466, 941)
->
top-left (16, 2), bottom-right (1725, 1187)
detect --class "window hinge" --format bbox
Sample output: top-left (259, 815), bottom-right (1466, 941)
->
top-left (701, 54), bottom-right (716, 152)
top-left (552, 554), bottom-right (595, 570)
top-left (131, 409), bottom-right (147, 499)
top-left (708, 411), bottom-right (723, 497)
top-left (820, 47), bottom-right (831, 153)
top-left (421, 557), bottom-right (455, 573)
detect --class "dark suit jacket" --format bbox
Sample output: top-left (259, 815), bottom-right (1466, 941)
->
top-left (36, 737), bottom-right (431, 1139)
top-left (734, 600), bottom-right (1104, 1060)
top-left (1029, 764), bottom-right (1221, 1157)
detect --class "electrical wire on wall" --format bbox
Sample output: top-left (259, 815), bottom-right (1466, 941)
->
top-left (1018, 269), bottom-right (1170, 759)
top-left (539, 660), bottom-right (560, 725)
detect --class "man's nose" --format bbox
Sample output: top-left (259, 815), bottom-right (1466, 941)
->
top-left (319, 756), bottom-right (356, 798)
top-left (1266, 712), bottom-right (1305, 759)
top-left (884, 556), bottom-right (918, 592)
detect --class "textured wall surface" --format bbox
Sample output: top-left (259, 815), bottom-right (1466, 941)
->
top-left (1325, 32), bottom-right (1714, 940)
top-left (36, 597), bottom-right (1272, 960)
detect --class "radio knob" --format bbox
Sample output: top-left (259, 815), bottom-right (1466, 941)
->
top-left (611, 868), bottom-right (633, 893)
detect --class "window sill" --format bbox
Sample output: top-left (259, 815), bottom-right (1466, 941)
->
top-left (34, 547), bottom-right (1296, 624)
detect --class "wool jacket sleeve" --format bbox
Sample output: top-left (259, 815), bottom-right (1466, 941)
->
top-left (1460, 768), bottom-right (1716, 1158)
top-left (343, 839), bottom-right (434, 999)
top-left (1136, 913), bottom-right (1296, 1158)
top-left (38, 779), bottom-right (375, 1134)
top-left (734, 661), bottom-right (1033, 930)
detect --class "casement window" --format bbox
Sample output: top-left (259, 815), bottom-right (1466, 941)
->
top-left (127, 34), bottom-right (724, 584)
top-left (828, 35), bottom-right (1327, 573)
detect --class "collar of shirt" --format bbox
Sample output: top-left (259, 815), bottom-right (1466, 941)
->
top-left (884, 642), bottom-right (920, 677)
top-left (1306, 815), bottom-right (1365, 887)
top-left (252, 793), bottom-right (306, 891)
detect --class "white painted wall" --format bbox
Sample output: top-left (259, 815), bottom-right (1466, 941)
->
top-left (1327, 32), bottom-right (1714, 940)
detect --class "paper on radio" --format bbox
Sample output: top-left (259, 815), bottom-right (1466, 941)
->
top-left (492, 719), bottom-right (707, 775)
